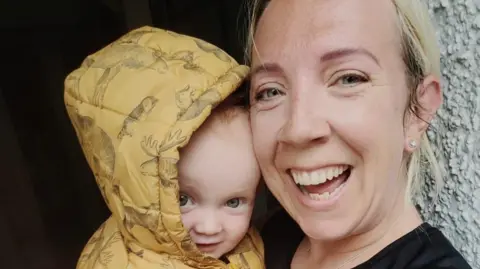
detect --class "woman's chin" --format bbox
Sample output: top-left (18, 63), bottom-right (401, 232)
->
top-left (297, 216), bottom-right (356, 242)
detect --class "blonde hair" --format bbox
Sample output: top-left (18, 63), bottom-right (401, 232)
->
top-left (245, 0), bottom-right (444, 202)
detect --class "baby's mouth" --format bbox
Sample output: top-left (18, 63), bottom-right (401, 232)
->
top-left (196, 242), bottom-right (221, 253)
top-left (290, 165), bottom-right (351, 201)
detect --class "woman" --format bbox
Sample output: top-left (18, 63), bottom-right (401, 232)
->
top-left (246, 0), bottom-right (472, 268)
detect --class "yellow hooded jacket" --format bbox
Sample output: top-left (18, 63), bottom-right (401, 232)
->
top-left (64, 26), bottom-right (264, 269)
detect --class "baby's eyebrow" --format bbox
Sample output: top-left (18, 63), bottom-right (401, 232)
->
top-left (223, 187), bottom-right (256, 199)
top-left (178, 183), bottom-right (200, 197)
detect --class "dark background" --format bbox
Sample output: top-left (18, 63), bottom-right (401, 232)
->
top-left (0, 1), bottom-right (257, 268)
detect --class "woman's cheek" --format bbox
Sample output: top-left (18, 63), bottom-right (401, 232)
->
top-left (251, 116), bottom-right (276, 163)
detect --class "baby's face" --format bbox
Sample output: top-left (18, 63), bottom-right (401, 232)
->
top-left (178, 112), bottom-right (260, 258)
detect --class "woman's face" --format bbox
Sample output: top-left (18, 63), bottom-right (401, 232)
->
top-left (249, 0), bottom-right (419, 240)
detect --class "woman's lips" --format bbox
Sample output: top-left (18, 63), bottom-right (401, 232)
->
top-left (301, 169), bottom-right (350, 198)
top-left (290, 164), bottom-right (350, 185)
top-left (287, 166), bottom-right (352, 210)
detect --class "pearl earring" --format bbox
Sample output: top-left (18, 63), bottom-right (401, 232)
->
top-left (408, 140), bottom-right (417, 149)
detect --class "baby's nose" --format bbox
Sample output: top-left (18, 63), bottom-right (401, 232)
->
top-left (194, 212), bottom-right (222, 235)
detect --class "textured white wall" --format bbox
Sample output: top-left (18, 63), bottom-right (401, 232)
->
top-left (416, 0), bottom-right (480, 268)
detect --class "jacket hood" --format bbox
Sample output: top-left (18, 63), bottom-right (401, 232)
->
top-left (64, 26), bottom-right (263, 269)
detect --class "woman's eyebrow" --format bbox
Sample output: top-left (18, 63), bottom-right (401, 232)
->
top-left (319, 47), bottom-right (381, 66)
top-left (249, 62), bottom-right (285, 79)
top-left (249, 48), bottom-right (379, 80)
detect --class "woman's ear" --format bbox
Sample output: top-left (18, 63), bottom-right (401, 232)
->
top-left (404, 74), bottom-right (442, 152)
top-left (417, 74), bottom-right (443, 126)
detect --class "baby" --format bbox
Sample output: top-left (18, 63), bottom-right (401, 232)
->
top-left (178, 106), bottom-right (261, 259)
top-left (65, 26), bottom-right (265, 269)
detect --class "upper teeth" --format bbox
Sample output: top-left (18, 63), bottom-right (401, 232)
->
top-left (291, 165), bottom-right (349, 185)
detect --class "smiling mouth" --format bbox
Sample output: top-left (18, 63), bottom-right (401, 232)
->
top-left (290, 165), bottom-right (351, 201)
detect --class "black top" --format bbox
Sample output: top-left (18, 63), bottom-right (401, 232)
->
top-left (261, 209), bottom-right (472, 269)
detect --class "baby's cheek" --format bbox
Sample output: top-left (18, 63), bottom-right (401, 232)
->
top-left (180, 210), bottom-right (196, 231)
top-left (225, 211), bottom-right (252, 237)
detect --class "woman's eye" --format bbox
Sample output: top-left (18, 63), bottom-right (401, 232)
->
top-left (337, 74), bottom-right (368, 87)
top-left (179, 194), bottom-right (192, 207)
top-left (225, 198), bottom-right (241, 208)
top-left (254, 87), bottom-right (283, 101)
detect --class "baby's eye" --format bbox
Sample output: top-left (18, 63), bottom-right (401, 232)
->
top-left (336, 73), bottom-right (368, 87)
top-left (225, 198), bottom-right (241, 208)
top-left (179, 194), bottom-right (193, 207)
top-left (254, 87), bottom-right (284, 101)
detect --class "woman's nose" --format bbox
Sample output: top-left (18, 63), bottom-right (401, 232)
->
top-left (277, 94), bottom-right (331, 146)
top-left (193, 211), bottom-right (222, 235)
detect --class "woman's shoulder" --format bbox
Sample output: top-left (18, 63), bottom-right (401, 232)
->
top-left (357, 222), bottom-right (472, 269)
top-left (260, 213), bottom-right (472, 269)
top-left (260, 208), bottom-right (304, 269)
